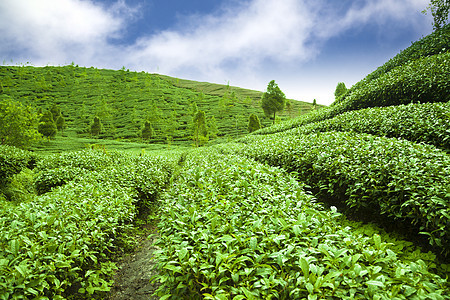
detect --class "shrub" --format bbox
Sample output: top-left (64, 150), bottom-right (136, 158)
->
top-left (0, 145), bottom-right (34, 185)
top-left (34, 166), bottom-right (86, 195)
top-left (1, 168), bottom-right (35, 202)
top-left (287, 102), bottom-right (450, 151)
top-left (239, 132), bottom-right (450, 257)
top-left (0, 151), bottom-right (175, 298)
top-left (340, 53), bottom-right (450, 111)
top-left (153, 148), bottom-right (448, 299)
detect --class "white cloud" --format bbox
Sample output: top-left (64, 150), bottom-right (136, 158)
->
top-left (0, 0), bottom-right (125, 64)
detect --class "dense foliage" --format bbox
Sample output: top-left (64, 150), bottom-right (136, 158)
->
top-left (0, 145), bottom-right (35, 185)
top-left (285, 102), bottom-right (450, 151)
top-left (238, 132), bottom-right (450, 257)
top-left (336, 24), bottom-right (450, 104)
top-left (153, 148), bottom-right (448, 299)
top-left (0, 96), bottom-right (41, 148)
top-left (0, 149), bottom-right (176, 299)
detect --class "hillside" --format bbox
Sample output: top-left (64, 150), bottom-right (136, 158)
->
top-left (0, 65), bottom-right (319, 147)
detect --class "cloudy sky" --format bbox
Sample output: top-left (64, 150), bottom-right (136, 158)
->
top-left (0, 0), bottom-right (433, 105)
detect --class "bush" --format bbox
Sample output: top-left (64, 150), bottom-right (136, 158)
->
top-left (287, 102), bottom-right (450, 151)
top-left (239, 132), bottom-right (450, 257)
top-left (0, 151), bottom-right (175, 299)
top-left (0, 145), bottom-right (35, 185)
top-left (1, 168), bottom-right (35, 202)
top-left (153, 148), bottom-right (448, 299)
top-left (34, 166), bottom-right (86, 195)
top-left (335, 24), bottom-right (450, 105)
top-left (340, 53), bottom-right (450, 111)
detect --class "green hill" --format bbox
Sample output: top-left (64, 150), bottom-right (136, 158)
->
top-left (0, 65), bottom-right (319, 149)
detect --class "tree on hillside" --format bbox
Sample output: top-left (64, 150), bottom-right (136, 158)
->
top-left (248, 114), bottom-right (261, 133)
top-left (50, 104), bottom-right (61, 121)
top-left (312, 99), bottom-right (317, 110)
top-left (207, 116), bottom-right (219, 139)
top-left (38, 110), bottom-right (57, 140)
top-left (261, 80), bottom-right (286, 124)
top-left (192, 110), bottom-right (208, 147)
top-left (141, 120), bottom-right (154, 141)
top-left (0, 96), bottom-right (40, 148)
top-left (164, 110), bottom-right (179, 144)
top-left (423, 0), bottom-right (450, 30)
top-left (334, 82), bottom-right (348, 101)
top-left (90, 116), bottom-right (103, 137)
top-left (56, 115), bottom-right (66, 134)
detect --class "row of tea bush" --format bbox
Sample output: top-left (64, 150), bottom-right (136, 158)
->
top-left (152, 148), bottom-right (448, 299)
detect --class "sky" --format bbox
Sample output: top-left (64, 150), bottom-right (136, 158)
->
top-left (0, 0), bottom-right (434, 105)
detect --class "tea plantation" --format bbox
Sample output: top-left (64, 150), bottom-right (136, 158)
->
top-left (0, 24), bottom-right (449, 299)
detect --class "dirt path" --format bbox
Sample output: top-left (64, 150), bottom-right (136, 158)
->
top-left (108, 228), bottom-right (161, 300)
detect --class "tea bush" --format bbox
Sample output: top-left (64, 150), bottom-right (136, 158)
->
top-left (239, 132), bottom-right (450, 257)
top-left (339, 53), bottom-right (450, 111)
top-left (34, 166), bottom-right (86, 195)
top-left (153, 148), bottom-right (448, 299)
top-left (286, 102), bottom-right (450, 151)
top-left (0, 145), bottom-right (35, 185)
top-left (335, 24), bottom-right (450, 104)
top-left (0, 152), bottom-right (175, 299)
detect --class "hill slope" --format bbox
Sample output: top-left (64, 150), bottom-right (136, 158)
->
top-left (0, 65), bottom-right (318, 145)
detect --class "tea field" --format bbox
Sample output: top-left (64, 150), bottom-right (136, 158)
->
top-left (0, 24), bottom-right (449, 299)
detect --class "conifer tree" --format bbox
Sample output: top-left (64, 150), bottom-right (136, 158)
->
top-left (334, 82), bottom-right (347, 101)
top-left (56, 115), bottom-right (66, 133)
top-left (192, 110), bottom-right (208, 147)
top-left (38, 110), bottom-right (57, 140)
top-left (90, 116), bottom-right (102, 137)
top-left (50, 104), bottom-right (61, 121)
top-left (248, 114), bottom-right (261, 133)
top-left (141, 120), bottom-right (154, 141)
top-left (208, 116), bottom-right (219, 139)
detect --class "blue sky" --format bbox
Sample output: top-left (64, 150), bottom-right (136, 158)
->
top-left (0, 0), bottom-right (433, 105)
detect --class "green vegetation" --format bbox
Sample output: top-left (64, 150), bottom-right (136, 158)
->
top-left (0, 18), bottom-right (449, 299)
top-left (334, 82), bottom-right (347, 101)
top-left (0, 65), bottom-right (318, 149)
top-left (247, 113), bottom-right (261, 133)
top-left (0, 96), bottom-right (40, 148)
top-left (239, 132), bottom-right (450, 256)
top-left (152, 148), bottom-right (448, 299)
top-left (261, 80), bottom-right (287, 124)
top-left (0, 149), bottom-right (177, 299)
top-left (285, 102), bottom-right (450, 151)
top-left (423, 0), bottom-right (450, 29)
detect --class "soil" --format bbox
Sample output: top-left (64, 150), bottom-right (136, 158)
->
top-left (107, 226), bottom-right (161, 300)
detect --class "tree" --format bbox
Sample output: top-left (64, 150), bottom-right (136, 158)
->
top-left (334, 82), bottom-right (347, 101)
top-left (312, 99), bottom-right (317, 110)
top-left (0, 96), bottom-right (40, 148)
top-left (50, 104), bottom-right (61, 121)
top-left (207, 116), bottom-right (219, 139)
top-left (38, 110), bottom-right (57, 140)
top-left (164, 110), bottom-right (179, 144)
top-left (261, 80), bottom-right (286, 124)
top-left (248, 113), bottom-right (261, 133)
top-left (141, 120), bottom-right (154, 141)
top-left (192, 110), bottom-right (208, 147)
top-left (423, 0), bottom-right (450, 30)
top-left (90, 116), bottom-right (103, 137)
top-left (56, 115), bottom-right (66, 133)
